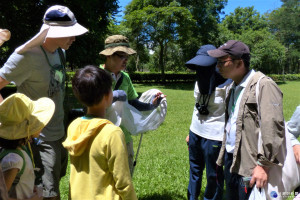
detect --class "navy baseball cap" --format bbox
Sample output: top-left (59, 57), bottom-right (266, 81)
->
top-left (185, 45), bottom-right (217, 70)
top-left (207, 40), bottom-right (250, 58)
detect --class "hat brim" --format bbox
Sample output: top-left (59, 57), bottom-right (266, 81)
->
top-left (0, 94), bottom-right (55, 140)
top-left (46, 23), bottom-right (88, 38)
top-left (29, 97), bottom-right (55, 136)
top-left (15, 23), bottom-right (88, 54)
top-left (185, 55), bottom-right (217, 70)
top-left (99, 46), bottom-right (136, 56)
top-left (207, 49), bottom-right (229, 58)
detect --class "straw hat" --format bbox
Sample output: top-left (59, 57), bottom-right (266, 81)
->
top-left (0, 93), bottom-right (55, 140)
top-left (16, 5), bottom-right (88, 54)
top-left (0, 29), bottom-right (11, 46)
top-left (99, 35), bottom-right (136, 56)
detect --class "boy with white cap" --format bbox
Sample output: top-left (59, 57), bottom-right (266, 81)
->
top-left (0, 5), bottom-right (88, 200)
top-left (0, 93), bottom-right (55, 200)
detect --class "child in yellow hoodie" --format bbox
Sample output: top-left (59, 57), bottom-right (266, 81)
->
top-left (63, 65), bottom-right (137, 200)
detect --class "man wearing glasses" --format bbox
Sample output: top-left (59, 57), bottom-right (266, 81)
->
top-left (208, 40), bottom-right (285, 199)
top-left (99, 35), bottom-right (164, 175)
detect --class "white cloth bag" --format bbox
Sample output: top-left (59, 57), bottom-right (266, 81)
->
top-left (106, 89), bottom-right (167, 135)
top-left (256, 76), bottom-right (300, 200)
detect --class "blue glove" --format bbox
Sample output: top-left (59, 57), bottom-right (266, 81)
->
top-left (113, 90), bottom-right (127, 102)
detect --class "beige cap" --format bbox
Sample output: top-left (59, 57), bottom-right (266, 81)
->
top-left (99, 35), bottom-right (136, 56)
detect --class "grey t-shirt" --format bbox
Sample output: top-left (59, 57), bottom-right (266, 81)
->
top-left (0, 46), bottom-right (65, 141)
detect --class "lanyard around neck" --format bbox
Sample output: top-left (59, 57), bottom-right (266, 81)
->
top-left (231, 87), bottom-right (242, 113)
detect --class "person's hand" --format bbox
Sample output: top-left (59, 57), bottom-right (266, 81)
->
top-left (0, 29), bottom-right (11, 46)
top-left (250, 165), bottom-right (268, 188)
top-left (28, 186), bottom-right (43, 200)
top-left (293, 145), bottom-right (300, 163)
top-left (152, 92), bottom-right (166, 106)
top-left (113, 90), bottom-right (127, 102)
top-left (186, 135), bottom-right (189, 144)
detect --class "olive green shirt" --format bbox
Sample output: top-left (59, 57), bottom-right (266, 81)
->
top-left (100, 65), bottom-right (138, 143)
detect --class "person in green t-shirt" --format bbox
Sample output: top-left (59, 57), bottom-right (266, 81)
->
top-left (99, 35), bottom-right (165, 175)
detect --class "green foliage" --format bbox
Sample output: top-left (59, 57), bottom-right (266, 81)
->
top-left (124, 1), bottom-right (196, 77)
top-left (269, 74), bottom-right (300, 82)
top-left (239, 29), bottom-right (286, 74)
top-left (123, 0), bottom-right (227, 75)
top-left (267, 0), bottom-right (300, 74)
top-left (129, 71), bottom-right (196, 83)
top-left (218, 7), bottom-right (289, 74)
top-left (222, 6), bottom-right (268, 35)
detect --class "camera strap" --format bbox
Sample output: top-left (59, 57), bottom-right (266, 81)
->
top-left (195, 72), bottom-right (215, 115)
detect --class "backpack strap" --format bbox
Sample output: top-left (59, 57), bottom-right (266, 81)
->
top-left (57, 48), bottom-right (66, 68)
top-left (114, 72), bottom-right (124, 91)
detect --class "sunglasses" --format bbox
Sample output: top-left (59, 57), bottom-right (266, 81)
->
top-left (114, 53), bottom-right (129, 60)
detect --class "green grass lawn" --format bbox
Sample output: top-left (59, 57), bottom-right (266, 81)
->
top-left (60, 81), bottom-right (300, 200)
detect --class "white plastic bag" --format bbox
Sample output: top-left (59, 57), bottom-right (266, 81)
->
top-left (249, 185), bottom-right (266, 200)
top-left (106, 89), bottom-right (167, 135)
top-left (256, 76), bottom-right (300, 200)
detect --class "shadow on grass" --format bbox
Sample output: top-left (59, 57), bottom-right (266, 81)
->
top-left (276, 81), bottom-right (287, 85)
top-left (139, 192), bottom-right (186, 200)
top-left (135, 82), bottom-right (195, 91)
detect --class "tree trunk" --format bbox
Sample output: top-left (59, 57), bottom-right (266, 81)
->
top-left (159, 42), bottom-right (165, 83)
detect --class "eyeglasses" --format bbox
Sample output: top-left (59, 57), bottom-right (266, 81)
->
top-left (114, 53), bottom-right (129, 60)
top-left (217, 59), bottom-right (235, 66)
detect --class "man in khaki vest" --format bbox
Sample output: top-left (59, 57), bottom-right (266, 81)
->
top-left (208, 40), bottom-right (285, 200)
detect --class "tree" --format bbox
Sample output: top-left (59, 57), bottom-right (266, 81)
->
top-left (0, 0), bottom-right (119, 68)
top-left (217, 6), bottom-right (287, 74)
top-left (124, 1), bottom-right (196, 80)
top-left (267, 0), bottom-right (300, 73)
top-left (221, 6), bottom-right (268, 36)
top-left (178, 0), bottom-right (227, 61)
top-left (123, 0), bottom-right (228, 75)
top-left (239, 29), bottom-right (286, 74)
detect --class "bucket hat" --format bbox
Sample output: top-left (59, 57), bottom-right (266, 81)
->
top-left (0, 93), bottom-right (55, 140)
top-left (0, 29), bottom-right (11, 46)
top-left (207, 40), bottom-right (250, 58)
top-left (16, 5), bottom-right (88, 54)
top-left (99, 35), bottom-right (136, 56)
top-left (185, 45), bottom-right (217, 70)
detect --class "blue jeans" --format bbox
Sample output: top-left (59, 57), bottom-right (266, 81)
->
top-left (187, 130), bottom-right (224, 200)
top-left (224, 151), bottom-right (252, 200)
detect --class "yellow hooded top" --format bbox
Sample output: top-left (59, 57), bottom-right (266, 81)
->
top-left (63, 117), bottom-right (137, 200)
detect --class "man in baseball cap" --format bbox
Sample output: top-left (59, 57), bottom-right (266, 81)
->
top-left (0, 5), bottom-right (88, 200)
top-left (208, 40), bottom-right (285, 199)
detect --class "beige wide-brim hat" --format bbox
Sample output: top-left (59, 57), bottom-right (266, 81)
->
top-left (16, 5), bottom-right (88, 54)
top-left (0, 29), bottom-right (11, 46)
top-left (0, 93), bottom-right (55, 140)
top-left (99, 35), bottom-right (136, 56)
